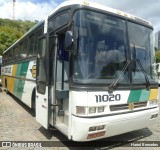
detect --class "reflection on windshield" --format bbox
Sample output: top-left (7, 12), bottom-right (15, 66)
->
top-left (128, 22), bottom-right (155, 84)
top-left (73, 10), bottom-right (156, 85)
top-left (95, 47), bottom-right (126, 77)
top-left (73, 10), bottom-right (128, 84)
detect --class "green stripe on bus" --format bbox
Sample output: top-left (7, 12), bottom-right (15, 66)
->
top-left (128, 90), bottom-right (142, 103)
top-left (14, 64), bottom-right (22, 98)
top-left (16, 64), bottom-right (22, 76)
top-left (139, 89), bottom-right (150, 101)
top-left (14, 62), bottom-right (29, 99)
top-left (20, 62), bottom-right (29, 77)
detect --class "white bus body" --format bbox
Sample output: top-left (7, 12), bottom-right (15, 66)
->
top-left (1, 0), bottom-right (159, 141)
top-left (155, 63), bottom-right (160, 84)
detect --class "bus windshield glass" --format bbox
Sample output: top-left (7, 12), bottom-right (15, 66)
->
top-left (128, 22), bottom-right (155, 85)
top-left (72, 10), bottom-right (155, 85)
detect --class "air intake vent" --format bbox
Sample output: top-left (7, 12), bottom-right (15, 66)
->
top-left (110, 102), bottom-right (147, 111)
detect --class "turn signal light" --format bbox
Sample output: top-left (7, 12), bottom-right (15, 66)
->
top-left (87, 131), bottom-right (106, 139)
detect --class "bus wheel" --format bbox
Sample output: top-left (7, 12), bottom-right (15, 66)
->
top-left (5, 79), bottom-right (8, 94)
top-left (31, 89), bottom-right (36, 116)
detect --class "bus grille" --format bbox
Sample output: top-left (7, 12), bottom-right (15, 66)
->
top-left (110, 101), bottom-right (147, 111)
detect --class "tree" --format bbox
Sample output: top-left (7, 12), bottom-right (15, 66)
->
top-left (0, 19), bottom-right (36, 55)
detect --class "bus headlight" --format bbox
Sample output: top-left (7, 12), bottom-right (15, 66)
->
top-left (89, 107), bottom-right (96, 114)
top-left (89, 126), bottom-right (97, 131)
top-left (76, 106), bottom-right (86, 115)
top-left (76, 106), bottom-right (105, 115)
top-left (97, 125), bottom-right (105, 130)
top-left (98, 107), bottom-right (104, 113)
top-left (149, 100), bottom-right (158, 106)
top-left (89, 125), bottom-right (105, 132)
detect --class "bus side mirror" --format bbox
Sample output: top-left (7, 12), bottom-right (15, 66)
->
top-left (65, 31), bottom-right (73, 51)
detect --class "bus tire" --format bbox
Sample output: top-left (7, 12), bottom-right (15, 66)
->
top-left (5, 79), bottom-right (8, 94)
top-left (31, 88), bottom-right (36, 115)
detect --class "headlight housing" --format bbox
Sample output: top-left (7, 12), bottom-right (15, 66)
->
top-left (98, 107), bottom-right (104, 113)
top-left (149, 100), bottom-right (158, 106)
top-left (89, 107), bottom-right (96, 114)
top-left (76, 106), bottom-right (105, 116)
top-left (76, 106), bottom-right (86, 115)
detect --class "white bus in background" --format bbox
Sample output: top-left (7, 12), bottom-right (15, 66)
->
top-left (1, 0), bottom-right (159, 141)
top-left (155, 63), bottom-right (160, 85)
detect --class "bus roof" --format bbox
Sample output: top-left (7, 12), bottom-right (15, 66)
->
top-left (3, 0), bottom-right (153, 54)
top-left (48, 0), bottom-right (152, 26)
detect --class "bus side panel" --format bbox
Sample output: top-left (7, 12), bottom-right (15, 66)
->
top-left (21, 60), bottom-right (36, 107)
top-left (21, 61), bottom-right (36, 108)
top-left (10, 65), bottom-right (17, 93)
top-left (1, 65), bottom-right (13, 91)
top-left (13, 62), bottom-right (29, 99)
top-left (2, 60), bottom-right (36, 108)
top-left (21, 80), bottom-right (35, 107)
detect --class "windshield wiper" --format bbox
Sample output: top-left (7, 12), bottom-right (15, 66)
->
top-left (108, 59), bottom-right (150, 93)
top-left (108, 60), bottom-right (130, 93)
top-left (132, 43), bottom-right (150, 90)
top-left (135, 59), bottom-right (150, 90)
top-left (109, 43), bottom-right (150, 92)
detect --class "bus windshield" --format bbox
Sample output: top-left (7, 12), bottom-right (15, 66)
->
top-left (72, 10), bottom-right (155, 85)
top-left (128, 22), bottom-right (155, 85)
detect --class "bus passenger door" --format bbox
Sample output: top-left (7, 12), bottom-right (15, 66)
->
top-left (36, 35), bottom-right (49, 129)
top-left (54, 34), bottom-right (70, 133)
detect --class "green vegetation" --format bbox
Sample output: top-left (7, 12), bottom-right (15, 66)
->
top-left (0, 18), bottom-right (36, 55)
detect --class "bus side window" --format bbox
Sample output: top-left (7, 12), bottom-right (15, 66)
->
top-left (37, 37), bottom-right (47, 94)
top-left (49, 34), bottom-right (56, 84)
top-left (5, 53), bottom-right (7, 64)
top-left (19, 42), bottom-right (24, 60)
top-left (34, 26), bottom-right (44, 56)
top-left (29, 34), bottom-right (36, 57)
top-left (9, 50), bottom-right (12, 63)
top-left (3, 54), bottom-right (5, 65)
top-left (15, 46), bottom-right (19, 61)
top-left (22, 38), bottom-right (28, 58)
top-left (9, 49), bottom-right (13, 62)
top-left (48, 12), bottom-right (69, 32)
top-left (13, 47), bottom-right (18, 62)
top-left (7, 52), bottom-right (10, 64)
top-left (56, 34), bottom-right (69, 92)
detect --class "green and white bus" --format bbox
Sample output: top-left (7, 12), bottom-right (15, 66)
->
top-left (1, 0), bottom-right (159, 141)
top-left (155, 63), bottom-right (160, 85)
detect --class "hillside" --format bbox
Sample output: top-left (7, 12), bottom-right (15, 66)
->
top-left (0, 18), bottom-right (36, 55)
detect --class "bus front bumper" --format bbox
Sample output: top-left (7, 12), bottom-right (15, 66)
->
top-left (71, 107), bottom-right (159, 141)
